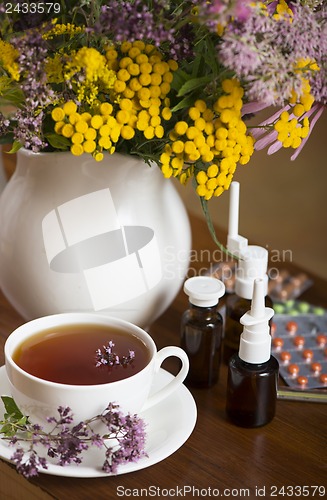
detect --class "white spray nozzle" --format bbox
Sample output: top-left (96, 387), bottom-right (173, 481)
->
top-left (250, 276), bottom-right (266, 320)
top-left (238, 278), bottom-right (274, 364)
top-left (227, 181), bottom-right (248, 255)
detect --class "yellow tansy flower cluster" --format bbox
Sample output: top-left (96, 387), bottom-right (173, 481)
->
top-left (50, 40), bottom-right (178, 160)
top-left (64, 47), bottom-right (117, 104)
top-left (45, 53), bottom-right (65, 84)
top-left (0, 40), bottom-right (20, 81)
top-left (160, 79), bottom-right (254, 200)
top-left (43, 23), bottom-right (85, 40)
top-left (51, 101), bottom-right (122, 161)
top-left (274, 78), bottom-right (315, 150)
top-left (273, 0), bottom-right (294, 21)
top-left (105, 40), bottom-right (177, 140)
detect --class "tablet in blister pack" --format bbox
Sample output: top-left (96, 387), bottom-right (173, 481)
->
top-left (271, 313), bottom-right (327, 389)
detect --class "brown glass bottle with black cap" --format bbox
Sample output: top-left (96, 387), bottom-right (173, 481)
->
top-left (181, 276), bottom-right (225, 388)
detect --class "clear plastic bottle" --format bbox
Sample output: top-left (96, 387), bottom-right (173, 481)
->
top-left (226, 278), bottom-right (279, 427)
top-left (181, 276), bottom-right (225, 388)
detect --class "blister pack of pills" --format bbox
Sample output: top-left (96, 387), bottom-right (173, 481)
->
top-left (271, 312), bottom-right (327, 389)
top-left (273, 299), bottom-right (325, 316)
top-left (206, 262), bottom-right (312, 301)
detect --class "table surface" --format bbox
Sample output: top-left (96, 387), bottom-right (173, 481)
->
top-left (0, 213), bottom-right (326, 500)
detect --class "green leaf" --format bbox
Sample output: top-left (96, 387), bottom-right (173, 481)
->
top-left (171, 68), bottom-right (191, 93)
top-left (0, 397), bottom-right (30, 437)
top-left (171, 95), bottom-right (196, 113)
top-left (45, 133), bottom-right (70, 150)
top-left (191, 39), bottom-right (209, 77)
top-left (0, 422), bottom-right (16, 437)
top-left (203, 39), bottom-right (221, 74)
top-left (177, 75), bottom-right (212, 97)
top-left (16, 416), bottom-right (29, 426)
top-left (6, 140), bottom-right (22, 154)
top-left (0, 87), bottom-right (24, 105)
top-left (1, 396), bottom-right (24, 420)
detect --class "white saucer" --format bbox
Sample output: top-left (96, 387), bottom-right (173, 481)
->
top-left (0, 365), bottom-right (196, 477)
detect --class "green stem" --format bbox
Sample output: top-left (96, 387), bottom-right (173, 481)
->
top-left (199, 196), bottom-right (239, 261)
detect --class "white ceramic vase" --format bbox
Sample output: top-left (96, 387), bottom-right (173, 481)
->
top-left (0, 149), bottom-right (191, 327)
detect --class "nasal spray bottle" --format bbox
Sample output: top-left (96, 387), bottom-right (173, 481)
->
top-left (223, 182), bottom-right (273, 363)
top-left (226, 278), bottom-right (279, 427)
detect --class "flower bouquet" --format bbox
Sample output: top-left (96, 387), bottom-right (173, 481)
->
top-left (0, 0), bottom-right (325, 222)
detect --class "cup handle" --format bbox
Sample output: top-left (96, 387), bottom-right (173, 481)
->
top-left (141, 346), bottom-right (189, 412)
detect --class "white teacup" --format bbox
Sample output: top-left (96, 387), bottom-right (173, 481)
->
top-left (4, 313), bottom-right (189, 424)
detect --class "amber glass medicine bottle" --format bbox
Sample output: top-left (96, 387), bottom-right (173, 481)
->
top-left (226, 278), bottom-right (279, 428)
top-left (181, 276), bottom-right (225, 388)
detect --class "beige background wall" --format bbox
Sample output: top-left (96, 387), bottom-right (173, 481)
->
top-left (176, 111), bottom-right (327, 279)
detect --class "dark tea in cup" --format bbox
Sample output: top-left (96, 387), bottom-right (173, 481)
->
top-left (12, 324), bottom-right (151, 385)
top-left (5, 313), bottom-right (189, 422)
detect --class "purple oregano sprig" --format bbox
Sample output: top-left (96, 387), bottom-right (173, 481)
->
top-left (10, 26), bottom-right (58, 152)
top-left (95, 341), bottom-right (135, 368)
top-left (0, 396), bottom-right (147, 478)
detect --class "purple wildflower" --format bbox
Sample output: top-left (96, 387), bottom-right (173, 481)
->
top-left (236, 3), bottom-right (326, 159)
top-left (47, 447), bottom-right (57, 458)
top-left (93, 0), bottom-right (195, 59)
top-left (201, 0), bottom-right (252, 30)
top-left (308, 6), bottom-right (327, 105)
top-left (55, 434), bottom-right (88, 467)
top-left (101, 405), bottom-right (147, 474)
top-left (56, 406), bottom-right (74, 425)
top-left (2, 399), bottom-right (147, 478)
top-left (11, 448), bottom-right (48, 478)
top-left (2, 391), bottom-right (147, 478)
top-left (90, 433), bottom-right (104, 448)
top-left (219, 3), bottom-right (326, 106)
top-left (95, 341), bottom-right (136, 368)
top-left (10, 27), bottom-right (57, 151)
top-left (43, 407), bottom-right (88, 466)
top-left (0, 113), bottom-right (10, 136)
